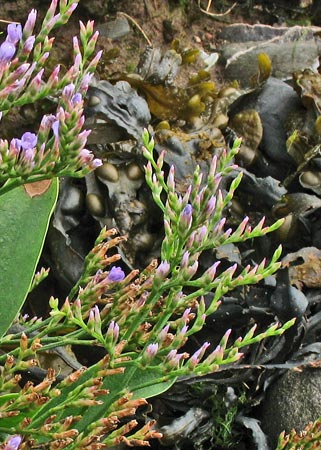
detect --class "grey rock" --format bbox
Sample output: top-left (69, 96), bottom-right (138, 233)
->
top-left (260, 368), bottom-right (321, 448)
top-left (86, 80), bottom-right (151, 142)
top-left (219, 24), bottom-right (321, 86)
top-left (96, 17), bottom-right (131, 40)
top-left (220, 23), bottom-right (288, 43)
top-left (229, 77), bottom-right (303, 165)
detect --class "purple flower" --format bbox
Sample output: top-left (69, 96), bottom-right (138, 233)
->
top-left (0, 41), bottom-right (16, 62)
top-left (62, 83), bottom-right (75, 99)
top-left (4, 435), bottom-right (22, 450)
top-left (52, 120), bottom-right (59, 137)
top-left (6, 23), bottom-right (22, 44)
top-left (179, 204), bottom-right (193, 232)
top-left (145, 343), bottom-right (158, 359)
top-left (72, 92), bottom-right (82, 104)
top-left (107, 266), bottom-right (125, 282)
top-left (91, 158), bottom-right (103, 168)
top-left (20, 132), bottom-right (37, 150)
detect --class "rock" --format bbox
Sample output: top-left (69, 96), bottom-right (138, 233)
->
top-left (96, 17), bottom-right (131, 40)
top-left (229, 78), bottom-right (303, 172)
top-left (260, 368), bottom-right (321, 448)
top-left (219, 24), bottom-right (321, 86)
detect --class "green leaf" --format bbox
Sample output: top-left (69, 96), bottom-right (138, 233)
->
top-left (0, 179), bottom-right (59, 338)
top-left (74, 366), bottom-right (175, 432)
top-left (28, 362), bottom-right (175, 436)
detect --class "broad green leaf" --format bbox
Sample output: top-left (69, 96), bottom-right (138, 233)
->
top-left (0, 179), bottom-right (59, 338)
top-left (74, 366), bottom-right (175, 432)
top-left (29, 362), bottom-right (176, 436)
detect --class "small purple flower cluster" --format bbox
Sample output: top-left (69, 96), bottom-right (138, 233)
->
top-left (0, 83), bottom-right (102, 184)
top-left (0, 23), bottom-right (22, 63)
top-left (107, 266), bottom-right (126, 282)
top-left (3, 435), bottom-right (22, 450)
top-left (0, 1), bottom-right (102, 191)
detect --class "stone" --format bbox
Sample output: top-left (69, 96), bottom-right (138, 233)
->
top-left (219, 24), bottom-right (321, 86)
top-left (96, 17), bottom-right (131, 40)
top-left (260, 368), bottom-right (321, 448)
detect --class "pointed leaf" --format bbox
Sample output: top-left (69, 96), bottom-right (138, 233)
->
top-left (0, 178), bottom-right (59, 337)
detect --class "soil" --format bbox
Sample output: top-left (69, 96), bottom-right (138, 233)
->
top-left (0, 0), bottom-right (317, 133)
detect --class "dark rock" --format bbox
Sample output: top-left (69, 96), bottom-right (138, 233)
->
top-left (260, 368), bottom-right (321, 448)
top-left (229, 78), bottom-right (304, 174)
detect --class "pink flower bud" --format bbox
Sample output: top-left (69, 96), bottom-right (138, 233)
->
top-left (205, 261), bottom-right (220, 282)
top-left (179, 204), bottom-right (193, 231)
top-left (194, 225), bottom-right (208, 245)
top-left (158, 324), bottom-right (170, 343)
top-left (181, 251), bottom-right (190, 268)
top-left (145, 343), bottom-right (158, 360)
top-left (22, 35), bottom-right (35, 52)
top-left (205, 196), bottom-right (216, 216)
top-left (189, 342), bottom-right (210, 367)
top-left (167, 166), bottom-right (175, 191)
top-left (23, 9), bottom-right (37, 36)
top-left (107, 321), bottom-right (119, 342)
top-left (155, 261), bottom-right (171, 280)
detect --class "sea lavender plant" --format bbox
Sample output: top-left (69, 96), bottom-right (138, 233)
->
top-left (0, 125), bottom-right (295, 448)
top-left (0, 2), bottom-right (296, 448)
top-left (276, 418), bottom-right (321, 449)
top-left (0, 0), bottom-right (103, 343)
top-left (0, 0), bottom-right (102, 195)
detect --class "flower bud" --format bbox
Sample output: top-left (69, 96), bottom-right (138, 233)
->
top-left (179, 204), bottom-right (193, 232)
top-left (205, 195), bottom-right (216, 216)
top-left (22, 35), bottom-right (35, 53)
top-left (204, 261), bottom-right (220, 282)
top-left (188, 342), bottom-right (211, 368)
top-left (155, 261), bottom-right (170, 280)
top-left (23, 9), bottom-right (37, 36)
